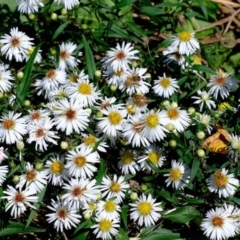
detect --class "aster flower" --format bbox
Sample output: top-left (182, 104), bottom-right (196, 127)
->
top-left (62, 178), bottom-right (99, 209)
top-left (138, 145), bottom-right (166, 172)
top-left (100, 175), bottom-right (130, 204)
top-left (2, 185), bottom-right (38, 218)
top-left (201, 207), bottom-right (238, 240)
top-left (94, 97), bottom-right (117, 111)
top-left (66, 78), bottom-right (100, 107)
top-left (195, 113), bottom-right (212, 134)
top-left (162, 104), bottom-right (191, 132)
top-left (46, 197), bottom-right (81, 232)
top-left (52, 98), bottom-right (90, 135)
top-left (65, 70), bottom-right (89, 87)
top-left (170, 31), bottom-right (200, 56)
top-left (141, 109), bottom-right (168, 142)
top-left (164, 160), bottom-right (190, 190)
top-left (0, 165), bottom-right (8, 185)
top-left (53, 0), bottom-right (80, 10)
top-left (65, 145), bottom-right (100, 179)
top-left (0, 147), bottom-right (8, 163)
top-left (96, 199), bottom-right (121, 220)
top-left (45, 155), bottom-right (69, 186)
top-left (0, 64), bottom-right (14, 92)
top-left (0, 112), bottom-right (27, 144)
top-left (0, 27), bottom-right (33, 62)
top-left (207, 169), bottom-right (239, 198)
top-left (102, 66), bottom-right (126, 87)
top-left (129, 194), bottom-right (162, 227)
top-left (152, 73), bottom-right (179, 98)
top-left (49, 86), bottom-right (68, 101)
top-left (16, 162), bottom-right (47, 193)
top-left (103, 42), bottom-right (139, 71)
top-left (191, 90), bottom-right (216, 111)
top-left (15, 0), bottom-right (44, 13)
top-left (118, 149), bottom-right (139, 175)
top-left (126, 93), bottom-right (148, 114)
top-left (24, 108), bottom-right (50, 125)
top-left (58, 42), bottom-right (78, 70)
top-left (163, 46), bottom-right (187, 68)
top-left (27, 117), bottom-right (59, 151)
top-left (92, 216), bottom-right (120, 240)
top-left (97, 105), bottom-right (127, 137)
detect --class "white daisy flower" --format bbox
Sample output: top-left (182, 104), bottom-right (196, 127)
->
top-left (16, 162), bottom-right (47, 193)
top-left (66, 78), bottom-right (100, 107)
top-left (100, 175), bottom-right (130, 204)
top-left (27, 117), bottom-right (59, 151)
top-left (164, 160), bottom-right (190, 190)
top-left (207, 69), bottom-right (239, 99)
top-left (94, 97), bottom-right (117, 111)
top-left (0, 27), bottom-right (33, 62)
top-left (138, 145), bottom-right (166, 172)
top-left (0, 147), bottom-right (8, 163)
top-left (24, 109), bottom-right (50, 125)
top-left (35, 69), bottom-right (66, 98)
top-left (129, 194), bottom-right (162, 227)
top-left (96, 199), bottom-right (121, 220)
top-left (207, 169), bottom-right (239, 198)
top-left (170, 31), bottom-right (200, 56)
top-left (2, 185), bottom-right (38, 218)
top-left (53, 0), bottom-right (80, 10)
top-left (118, 149), bottom-right (139, 175)
top-left (126, 93), bottom-right (148, 114)
top-left (58, 42), bottom-right (78, 70)
top-left (196, 113), bottom-right (212, 134)
top-left (52, 98), bottom-right (90, 135)
top-left (191, 90), bottom-right (216, 112)
top-left (0, 165), bottom-right (8, 185)
top-left (62, 178), bottom-right (99, 209)
top-left (103, 42), bottom-right (139, 71)
top-left (163, 46), bottom-right (187, 68)
top-left (102, 66), bottom-right (126, 87)
top-left (141, 109), bottom-right (168, 142)
top-left (65, 145), bottom-right (100, 179)
top-left (65, 70), bottom-right (88, 87)
top-left (46, 197), bottom-right (81, 232)
top-left (152, 73), bottom-right (179, 98)
top-left (229, 134), bottom-right (240, 162)
top-left (49, 86), bottom-right (68, 101)
top-left (92, 216), bottom-right (120, 240)
top-left (97, 105), bottom-right (127, 137)
top-left (45, 155), bottom-right (69, 186)
top-left (16, 0), bottom-right (44, 13)
top-left (201, 207), bottom-right (238, 240)
top-left (119, 68), bottom-right (150, 95)
top-left (0, 64), bottom-right (14, 92)
top-left (162, 104), bottom-right (191, 132)
top-left (122, 113), bottom-right (150, 147)
top-left (0, 112), bottom-right (27, 144)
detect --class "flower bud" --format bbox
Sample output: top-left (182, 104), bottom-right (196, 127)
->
top-left (35, 162), bottom-right (43, 170)
top-left (141, 184), bottom-right (147, 191)
top-left (110, 85), bottom-right (117, 92)
top-left (188, 107), bottom-right (195, 115)
top-left (24, 100), bottom-right (31, 107)
top-left (61, 8), bottom-right (68, 15)
top-left (166, 123), bottom-right (175, 132)
top-left (60, 141), bottom-right (69, 150)
top-left (51, 13), bottom-right (58, 20)
top-left (13, 175), bottom-right (20, 184)
top-left (16, 141), bottom-right (24, 151)
top-left (83, 211), bottom-right (92, 220)
top-left (130, 192), bottom-right (138, 200)
top-left (96, 111), bottom-right (103, 118)
top-left (17, 71), bottom-right (24, 79)
top-left (94, 70), bottom-right (101, 78)
top-left (197, 149), bottom-right (205, 158)
top-left (171, 102), bottom-right (178, 108)
top-left (169, 139), bottom-right (177, 147)
top-left (197, 131), bottom-right (205, 140)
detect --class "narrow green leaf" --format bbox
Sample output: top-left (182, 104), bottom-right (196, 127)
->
top-left (82, 35), bottom-right (96, 80)
top-left (120, 205), bottom-right (128, 229)
top-left (187, 81), bottom-right (207, 97)
top-left (163, 206), bottom-right (200, 224)
top-left (25, 185), bottom-right (47, 229)
top-left (6, 165), bottom-right (21, 178)
top-left (125, 22), bottom-right (147, 37)
top-left (96, 159), bottom-right (106, 185)
top-left (196, 0), bottom-right (208, 19)
top-left (116, 228), bottom-right (130, 240)
top-left (113, 0), bottom-right (136, 9)
top-left (177, 76), bottom-right (188, 86)
top-left (0, 221), bottom-right (44, 237)
top-left (191, 65), bottom-right (215, 74)
top-left (141, 228), bottom-right (182, 240)
top-left (72, 231), bottom-right (89, 240)
top-left (157, 189), bottom-right (179, 205)
top-left (52, 22), bottom-right (68, 40)
top-left (74, 219), bottom-right (92, 235)
top-left (189, 158), bottom-right (200, 184)
top-left (140, 6), bottom-right (165, 16)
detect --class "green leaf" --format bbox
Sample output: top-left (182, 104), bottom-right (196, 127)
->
top-left (115, 228), bottom-right (130, 240)
top-left (163, 206), bottom-right (200, 224)
top-left (187, 81), bottom-right (207, 97)
top-left (196, 0), bottom-right (208, 19)
top-left (157, 189), bottom-right (179, 205)
top-left (230, 53), bottom-right (240, 68)
top-left (189, 158), bottom-right (200, 184)
top-left (191, 65), bottom-right (215, 74)
top-left (6, 165), bottom-right (21, 178)
top-left (52, 22), bottom-right (68, 40)
top-left (96, 159), bottom-right (106, 185)
top-left (120, 205), bottom-right (128, 229)
top-left (82, 35), bottom-right (96, 80)
top-left (25, 185), bottom-right (47, 228)
top-left (141, 228), bottom-right (182, 240)
top-left (0, 221), bottom-right (44, 237)
top-left (113, 0), bottom-right (136, 9)
top-left (74, 219), bottom-right (92, 235)
top-left (72, 231), bottom-right (89, 240)
top-left (140, 6), bottom-right (165, 16)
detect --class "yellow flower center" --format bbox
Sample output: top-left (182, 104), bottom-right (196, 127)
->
top-left (74, 156), bottom-right (86, 167)
top-left (88, 202), bottom-right (97, 211)
top-left (78, 82), bottom-right (92, 95)
top-left (192, 56), bottom-right (201, 65)
top-left (167, 108), bottom-right (179, 119)
top-left (3, 119), bottom-right (15, 130)
top-left (214, 171), bottom-right (228, 188)
top-left (110, 181), bottom-right (121, 192)
top-left (99, 219), bottom-right (112, 232)
top-left (178, 31), bottom-right (192, 42)
top-left (148, 151), bottom-right (159, 164)
top-left (69, 75), bottom-right (78, 83)
top-left (122, 151), bottom-right (134, 165)
top-left (160, 78), bottom-right (171, 88)
top-left (104, 200), bottom-right (116, 212)
top-left (212, 216), bottom-right (224, 227)
top-left (138, 202), bottom-right (152, 216)
top-left (126, 105), bottom-right (135, 115)
top-left (57, 91), bottom-right (67, 99)
top-left (114, 68), bottom-right (123, 76)
top-left (84, 135), bottom-right (97, 147)
top-left (145, 114), bottom-right (159, 128)
top-left (108, 112), bottom-right (122, 125)
top-left (50, 161), bottom-right (63, 174)
top-left (169, 168), bottom-right (182, 181)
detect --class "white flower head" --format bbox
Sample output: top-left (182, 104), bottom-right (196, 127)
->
top-left (0, 64), bottom-right (14, 93)
top-left (16, 0), bottom-right (44, 13)
top-left (53, 0), bottom-right (80, 10)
